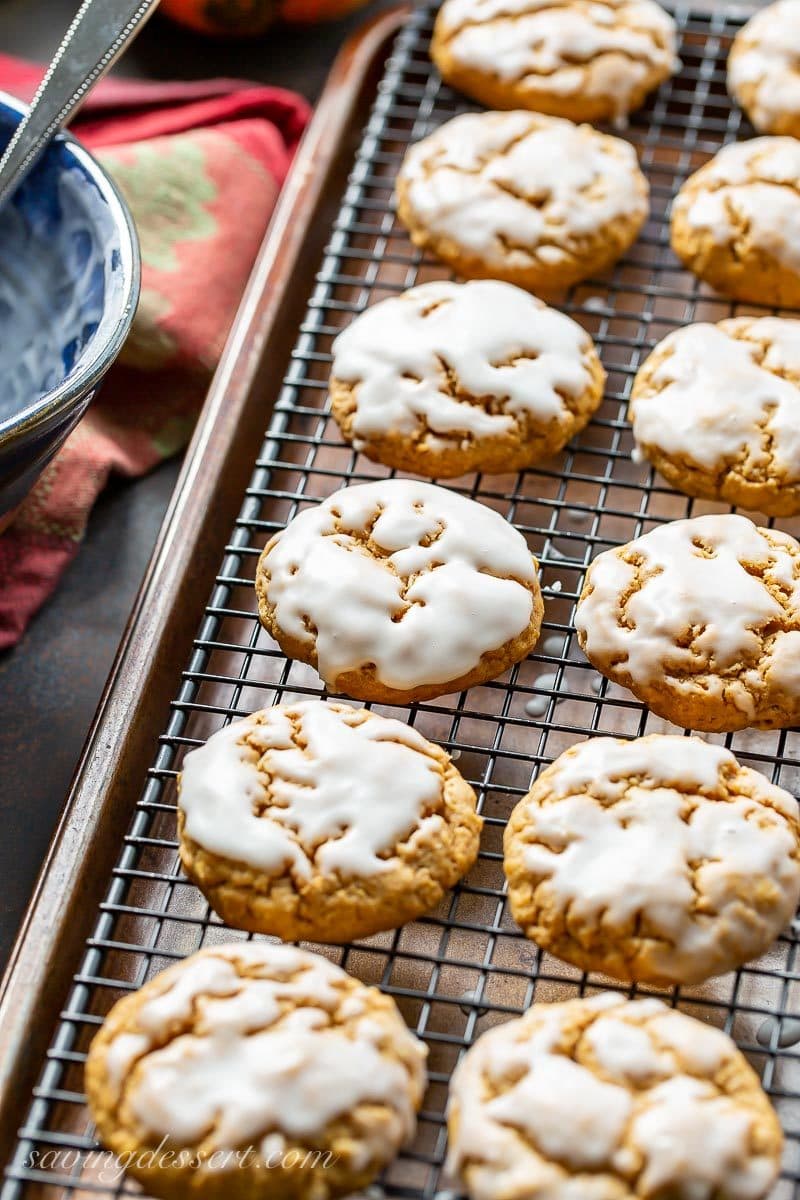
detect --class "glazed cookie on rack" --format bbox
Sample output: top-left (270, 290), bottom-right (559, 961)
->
top-left (86, 943), bottom-right (426, 1200)
top-left (329, 280), bottom-right (606, 477)
top-left (575, 513), bottom-right (800, 732)
top-left (629, 318), bottom-right (800, 516)
top-left (447, 993), bottom-right (782, 1200)
top-left (255, 479), bottom-right (543, 703)
top-left (504, 735), bottom-right (800, 985)
top-left (431, 0), bottom-right (678, 124)
top-left (729, 0), bottom-right (800, 137)
top-left (671, 137), bottom-right (800, 307)
top-left (178, 700), bottom-right (481, 942)
top-left (396, 111), bottom-right (649, 293)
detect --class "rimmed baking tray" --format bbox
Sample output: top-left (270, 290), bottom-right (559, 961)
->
top-left (4, 3), bottom-right (800, 1197)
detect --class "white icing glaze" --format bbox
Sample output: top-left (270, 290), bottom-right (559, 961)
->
top-left (105, 1032), bottom-right (149, 1091)
top-left (261, 479), bottom-right (537, 690)
top-left (129, 1029), bottom-right (408, 1148)
top-left (675, 137), bottom-right (800, 271)
top-left (398, 110), bottom-right (648, 265)
top-left (447, 995), bottom-right (777, 1200)
top-left (437, 0), bottom-right (677, 115)
top-left (584, 1017), bottom-right (669, 1083)
top-left (575, 513), bottom-right (800, 717)
top-left (631, 1077), bottom-right (775, 1200)
top-left (520, 735), bottom-right (800, 981)
top-left (546, 734), bottom-right (734, 799)
top-left (331, 280), bottom-right (596, 444)
top-left (179, 701), bottom-right (445, 878)
top-left (132, 945), bottom-right (343, 1035)
top-left (106, 944), bottom-right (426, 1152)
top-left (646, 1010), bottom-right (733, 1074)
top-left (631, 319), bottom-right (800, 477)
top-left (486, 1052), bottom-right (632, 1168)
top-left (729, 0), bottom-right (800, 133)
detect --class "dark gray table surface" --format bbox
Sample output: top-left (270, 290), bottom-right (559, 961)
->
top-left (0, 0), bottom-right (392, 968)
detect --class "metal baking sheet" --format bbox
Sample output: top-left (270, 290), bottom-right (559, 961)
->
top-left (6, 5), bottom-right (800, 1199)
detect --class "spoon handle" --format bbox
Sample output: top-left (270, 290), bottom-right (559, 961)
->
top-left (0, 0), bottom-right (160, 208)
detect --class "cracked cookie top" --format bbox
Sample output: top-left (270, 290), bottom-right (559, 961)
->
top-left (256, 479), bottom-right (539, 693)
top-left (432, 0), bottom-right (678, 119)
top-left (330, 280), bottom-right (603, 449)
top-left (504, 735), bottom-right (800, 985)
top-left (396, 110), bottom-right (648, 272)
top-left (630, 318), bottom-right (800, 482)
top-left (89, 943), bottom-right (427, 1161)
top-left (179, 701), bottom-right (464, 879)
top-left (672, 138), bottom-right (800, 271)
top-left (575, 513), bottom-right (800, 726)
top-left (729, 0), bottom-right (800, 136)
top-left (447, 992), bottom-right (782, 1200)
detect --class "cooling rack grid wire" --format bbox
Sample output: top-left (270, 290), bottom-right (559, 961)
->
top-left (6, 4), bottom-right (800, 1199)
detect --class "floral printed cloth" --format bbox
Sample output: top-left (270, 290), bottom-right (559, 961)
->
top-left (0, 56), bottom-right (310, 649)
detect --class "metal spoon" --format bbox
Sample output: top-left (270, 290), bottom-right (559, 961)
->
top-left (0, 0), bottom-right (161, 209)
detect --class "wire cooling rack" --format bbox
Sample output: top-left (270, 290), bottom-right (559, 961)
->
top-left (7, 3), bottom-right (800, 1198)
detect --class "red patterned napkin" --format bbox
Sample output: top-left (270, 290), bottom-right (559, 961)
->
top-left (0, 55), bottom-right (310, 649)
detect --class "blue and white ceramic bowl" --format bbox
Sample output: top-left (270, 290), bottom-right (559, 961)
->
top-left (0, 92), bottom-right (140, 531)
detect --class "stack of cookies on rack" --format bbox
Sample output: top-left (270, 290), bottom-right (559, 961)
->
top-left (86, 3), bottom-right (800, 1199)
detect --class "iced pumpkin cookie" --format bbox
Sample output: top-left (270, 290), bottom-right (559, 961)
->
top-left (396, 110), bottom-right (649, 293)
top-left (85, 943), bottom-right (427, 1200)
top-left (178, 700), bottom-right (481, 941)
top-left (329, 280), bottom-right (605, 477)
top-left (629, 317), bottom-right (800, 516)
top-left (431, 0), bottom-right (678, 124)
top-left (447, 993), bottom-right (782, 1200)
top-left (729, 0), bottom-right (800, 137)
top-left (504, 735), bottom-right (800, 985)
top-left (671, 137), bottom-right (800, 307)
top-left (575, 513), bottom-right (800, 731)
top-left (255, 479), bottom-right (543, 703)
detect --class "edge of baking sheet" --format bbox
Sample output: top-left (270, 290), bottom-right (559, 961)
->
top-left (0, 4), bottom-right (408, 1167)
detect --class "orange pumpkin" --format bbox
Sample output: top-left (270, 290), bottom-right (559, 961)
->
top-left (158, 0), bottom-right (371, 34)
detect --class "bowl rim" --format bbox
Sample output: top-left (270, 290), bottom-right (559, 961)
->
top-left (0, 91), bottom-right (141, 450)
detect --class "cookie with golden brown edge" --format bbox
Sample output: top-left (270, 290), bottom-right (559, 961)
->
top-left (629, 317), bottom-right (800, 516)
top-left (729, 0), bottom-right (800, 137)
top-left (431, 0), bottom-right (678, 123)
top-left (504, 734), bottom-right (800, 986)
top-left (86, 943), bottom-right (427, 1200)
top-left (447, 993), bottom-right (783, 1200)
top-left (329, 280), bottom-right (605, 477)
top-left (178, 700), bottom-right (481, 941)
top-left (255, 479), bottom-right (543, 704)
top-left (575, 512), bottom-right (800, 732)
top-left (396, 110), bottom-right (649, 293)
top-left (671, 137), bottom-right (800, 307)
